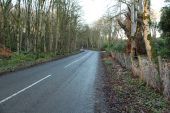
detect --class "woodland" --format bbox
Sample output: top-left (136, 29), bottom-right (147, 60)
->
top-left (1, 0), bottom-right (169, 60)
top-left (0, 0), bottom-right (100, 57)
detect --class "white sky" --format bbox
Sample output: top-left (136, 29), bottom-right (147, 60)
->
top-left (79, 0), bottom-right (109, 24)
top-left (80, 0), bottom-right (166, 24)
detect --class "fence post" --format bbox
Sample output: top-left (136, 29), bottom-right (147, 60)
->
top-left (138, 56), bottom-right (144, 81)
top-left (158, 56), bottom-right (163, 79)
top-left (123, 53), bottom-right (127, 68)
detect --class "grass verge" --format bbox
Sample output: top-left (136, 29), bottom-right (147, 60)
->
top-left (0, 51), bottom-right (80, 75)
top-left (101, 52), bottom-right (170, 113)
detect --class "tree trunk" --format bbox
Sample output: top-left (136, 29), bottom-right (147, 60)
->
top-left (143, 0), bottom-right (152, 61)
top-left (130, 0), bottom-right (138, 58)
top-left (17, 0), bottom-right (21, 54)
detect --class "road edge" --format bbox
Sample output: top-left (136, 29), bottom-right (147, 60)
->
top-left (0, 51), bottom-right (82, 76)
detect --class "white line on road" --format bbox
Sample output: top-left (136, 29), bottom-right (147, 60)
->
top-left (64, 52), bottom-right (91, 68)
top-left (0, 75), bottom-right (52, 104)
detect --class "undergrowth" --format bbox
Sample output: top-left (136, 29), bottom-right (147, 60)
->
top-left (0, 51), bottom-right (78, 73)
top-left (102, 53), bottom-right (170, 113)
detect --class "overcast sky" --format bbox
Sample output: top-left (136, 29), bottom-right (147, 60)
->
top-left (80, 0), bottom-right (165, 24)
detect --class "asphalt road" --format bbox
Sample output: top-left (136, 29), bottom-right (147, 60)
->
top-left (0, 50), bottom-right (100, 113)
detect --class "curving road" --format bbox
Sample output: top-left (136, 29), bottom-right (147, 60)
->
top-left (0, 50), bottom-right (100, 113)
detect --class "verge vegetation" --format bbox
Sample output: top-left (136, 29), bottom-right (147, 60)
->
top-left (102, 52), bottom-right (170, 113)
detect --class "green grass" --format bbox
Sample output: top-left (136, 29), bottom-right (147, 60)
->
top-left (104, 59), bottom-right (113, 65)
top-left (0, 51), bottom-right (79, 73)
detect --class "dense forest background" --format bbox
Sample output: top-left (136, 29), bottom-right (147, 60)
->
top-left (0, 0), bottom-right (170, 66)
top-left (0, 0), bottom-right (101, 58)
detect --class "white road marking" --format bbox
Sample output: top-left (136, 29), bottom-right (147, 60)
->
top-left (64, 52), bottom-right (91, 68)
top-left (0, 75), bottom-right (52, 104)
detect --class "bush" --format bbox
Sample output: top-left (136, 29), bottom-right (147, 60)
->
top-left (103, 40), bottom-right (126, 52)
top-left (155, 38), bottom-right (170, 58)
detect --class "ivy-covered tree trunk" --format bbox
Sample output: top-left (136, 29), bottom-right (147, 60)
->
top-left (143, 0), bottom-right (152, 61)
